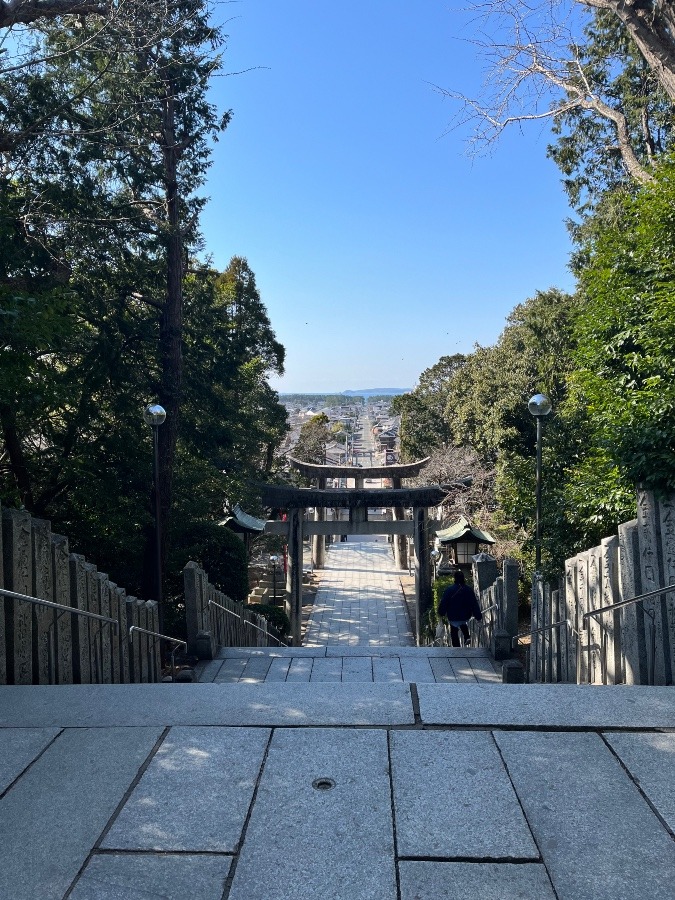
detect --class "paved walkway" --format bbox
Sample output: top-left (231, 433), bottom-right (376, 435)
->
top-left (197, 540), bottom-right (503, 684)
top-left (304, 538), bottom-right (414, 646)
top-left (1, 683), bottom-right (674, 899)
top-left (197, 646), bottom-right (501, 684)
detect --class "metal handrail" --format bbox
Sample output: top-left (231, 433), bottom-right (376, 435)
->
top-left (0, 586), bottom-right (118, 629)
top-left (513, 618), bottom-right (571, 645)
top-left (582, 583), bottom-right (675, 620)
top-left (208, 598), bottom-right (288, 647)
top-left (128, 626), bottom-right (187, 678)
top-left (581, 588), bottom-right (663, 686)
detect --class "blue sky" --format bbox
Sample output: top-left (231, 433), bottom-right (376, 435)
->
top-left (201, 1), bottom-right (577, 393)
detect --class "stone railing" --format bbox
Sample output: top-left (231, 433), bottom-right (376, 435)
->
top-left (529, 488), bottom-right (675, 685)
top-left (470, 556), bottom-right (520, 660)
top-left (184, 562), bottom-right (281, 658)
top-left (1, 507), bottom-right (161, 685)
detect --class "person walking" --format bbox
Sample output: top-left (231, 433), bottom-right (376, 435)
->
top-left (438, 570), bottom-right (483, 648)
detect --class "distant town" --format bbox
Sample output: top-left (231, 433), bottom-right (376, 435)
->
top-left (278, 392), bottom-right (403, 466)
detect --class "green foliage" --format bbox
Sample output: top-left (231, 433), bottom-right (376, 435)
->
top-left (574, 155), bottom-right (675, 493)
top-left (293, 413), bottom-right (331, 465)
top-left (392, 355), bottom-right (464, 460)
top-left (247, 603), bottom-right (291, 638)
top-left (170, 521), bottom-right (249, 605)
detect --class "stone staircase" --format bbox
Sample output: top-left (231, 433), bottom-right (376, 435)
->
top-left (196, 645), bottom-right (502, 684)
top-left (0, 680), bottom-right (674, 899)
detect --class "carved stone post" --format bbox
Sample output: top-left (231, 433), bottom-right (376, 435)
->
top-left (69, 554), bottom-right (90, 684)
top-left (31, 518), bottom-right (54, 684)
top-left (52, 534), bottom-right (72, 684)
top-left (96, 573), bottom-right (112, 684)
top-left (2, 508), bottom-right (33, 684)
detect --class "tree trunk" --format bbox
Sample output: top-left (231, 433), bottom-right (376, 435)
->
top-left (0, 403), bottom-right (34, 510)
top-left (582, 0), bottom-right (675, 100)
top-left (141, 85), bottom-right (183, 602)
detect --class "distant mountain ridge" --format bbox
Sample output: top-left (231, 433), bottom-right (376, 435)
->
top-left (342, 388), bottom-right (409, 397)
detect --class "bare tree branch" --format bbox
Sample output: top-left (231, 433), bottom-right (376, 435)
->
top-left (440, 0), bottom-right (664, 185)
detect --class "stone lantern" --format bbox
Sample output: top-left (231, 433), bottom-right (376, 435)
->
top-left (435, 516), bottom-right (496, 580)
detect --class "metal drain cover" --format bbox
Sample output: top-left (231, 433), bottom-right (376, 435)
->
top-left (312, 777), bottom-right (336, 791)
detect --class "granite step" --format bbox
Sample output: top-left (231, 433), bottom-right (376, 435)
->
top-left (1, 683), bottom-right (675, 899)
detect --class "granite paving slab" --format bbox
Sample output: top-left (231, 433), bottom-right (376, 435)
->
top-left (69, 853), bottom-right (232, 900)
top-left (495, 730), bottom-right (675, 899)
top-left (390, 731), bottom-right (538, 859)
top-left (417, 683), bottom-right (675, 728)
top-left (196, 659), bottom-right (224, 683)
top-left (604, 731), bottom-right (675, 831)
top-left (264, 657), bottom-right (292, 682)
top-left (229, 728), bottom-right (396, 900)
top-left (285, 657), bottom-right (314, 682)
top-left (448, 659), bottom-right (479, 683)
top-left (213, 659), bottom-right (246, 683)
top-left (104, 726), bottom-right (269, 851)
top-left (341, 655), bottom-right (374, 682)
top-left (238, 656), bottom-right (273, 683)
top-left (398, 861), bottom-right (556, 899)
top-left (0, 684), bottom-right (415, 726)
top-left (307, 657), bottom-right (343, 682)
top-left (323, 646), bottom-right (492, 657)
top-left (399, 656), bottom-right (436, 683)
top-left (0, 726), bottom-right (161, 900)
top-left (429, 657), bottom-right (457, 683)
top-left (373, 655), bottom-right (403, 682)
top-left (468, 657), bottom-right (502, 683)
top-left (0, 726), bottom-right (60, 794)
top-left (218, 647), bottom-right (327, 658)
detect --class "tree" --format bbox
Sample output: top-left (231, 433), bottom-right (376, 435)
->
top-left (0, 9), bottom-right (291, 608)
top-left (0, 1), bottom-right (107, 27)
top-left (27, 0), bottom-right (230, 593)
top-left (441, 1), bottom-right (675, 202)
top-left (293, 414), bottom-right (331, 466)
top-left (392, 355), bottom-right (465, 461)
top-left (573, 153), bottom-right (675, 493)
top-left (547, 10), bottom-right (673, 213)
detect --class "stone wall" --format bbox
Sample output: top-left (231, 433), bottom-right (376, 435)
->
top-left (0, 505), bottom-right (161, 685)
top-left (529, 488), bottom-right (675, 685)
top-left (184, 562), bottom-right (279, 658)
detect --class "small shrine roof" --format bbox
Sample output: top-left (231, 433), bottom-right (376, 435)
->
top-left (435, 515), bottom-right (496, 545)
top-left (219, 503), bottom-right (266, 534)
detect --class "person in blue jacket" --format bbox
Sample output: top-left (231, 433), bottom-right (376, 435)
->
top-left (438, 570), bottom-right (483, 647)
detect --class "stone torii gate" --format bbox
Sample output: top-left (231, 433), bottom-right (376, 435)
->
top-left (260, 478), bottom-right (447, 647)
top-left (286, 456), bottom-right (432, 570)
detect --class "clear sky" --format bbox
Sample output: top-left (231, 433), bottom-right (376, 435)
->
top-left (201, 1), bottom-right (576, 393)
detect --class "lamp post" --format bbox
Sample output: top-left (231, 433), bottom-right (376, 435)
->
top-left (528, 393), bottom-right (552, 572)
top-left (143, 403), bottom-right (166, 628)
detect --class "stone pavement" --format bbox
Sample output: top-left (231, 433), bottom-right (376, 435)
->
top-left (2, 540), bottom-right (674, 898)
top-left (304, 538), bottom-right (414, 646)
top-left (197, 647), bottom-right (502, 684)
top-left (1, 683), bottom-right (675, 899)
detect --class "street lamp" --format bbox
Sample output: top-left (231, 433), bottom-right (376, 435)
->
top-left (143, 403), bottom-right (166, 628)
top-left (528, 393), bottom-right (552, 572)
